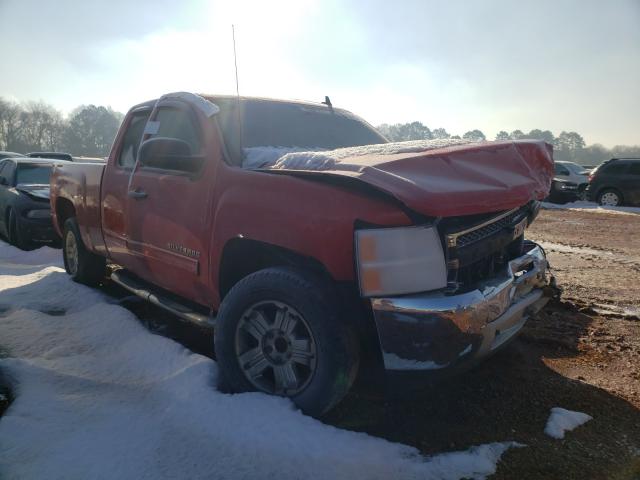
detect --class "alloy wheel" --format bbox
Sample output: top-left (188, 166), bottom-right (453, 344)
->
top-left (234, 300), bottom-right (317, 396)
top-left (600, 191), bottom-right (620, 206)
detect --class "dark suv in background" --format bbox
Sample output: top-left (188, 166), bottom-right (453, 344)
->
top-left (587, 158), bottom-right (640, 206)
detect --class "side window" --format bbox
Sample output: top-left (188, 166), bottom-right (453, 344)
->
top-left (151, 108), bottom-right (201, 154)
top-left (603, 163), bottom-right (629, 175)
top-left (118, 110), bottom-right (152, 168)
top-left (628, 163), bottom-right (640, 176)
top-left (554, 164), bottom-right (569, 175)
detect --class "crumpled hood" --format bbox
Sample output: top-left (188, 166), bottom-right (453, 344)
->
top-left (16, 183), bottom-right (51, 200)
top-left (259, 140), bottom-right (554, 217)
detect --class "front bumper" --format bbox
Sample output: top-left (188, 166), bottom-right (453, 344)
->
top-left (18, 216), bottom-right (57, 243)
top-left (370, 243), bottom-right (552, 372)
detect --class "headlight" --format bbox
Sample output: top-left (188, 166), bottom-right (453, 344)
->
top-left (355, 226), bottom-right (447, 297)
top-left (26, 209), bottom-right (51, 219)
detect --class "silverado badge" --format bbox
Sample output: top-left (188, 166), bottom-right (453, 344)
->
top-left (167, 242), bottom-right (201, 258)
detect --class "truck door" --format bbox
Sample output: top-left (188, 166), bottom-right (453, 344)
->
top-left (101, 106), bottom-right (152, 267)
top-left (124, 99), bottom-right (217, 305)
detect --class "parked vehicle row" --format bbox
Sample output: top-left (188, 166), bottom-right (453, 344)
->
top-left (546, 158), bottom-right (640, 206)
top-left (546, 177), bottom-right (581, 204)
top-left (587, 158), bottom-right (640, 206)
top-left (554, 161), bottom-right (589, 194)
top-left (48, 92), bottom-right (556, 416)
top-left (0, 158), bottom-right (58, 249)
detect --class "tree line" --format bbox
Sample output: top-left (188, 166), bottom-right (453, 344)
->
top-left (1, 96), bottom-right (637, 165)
top-left (0, 97), bottom-right (123, 157)
top-left (377, 121), bottom-right (640, 166)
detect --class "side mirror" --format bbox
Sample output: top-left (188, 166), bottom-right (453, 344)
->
top-left (138, 137), bottom-right (202, 173)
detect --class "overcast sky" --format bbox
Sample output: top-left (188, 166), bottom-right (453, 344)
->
top-left (1, 0), bottom-right (638, 146)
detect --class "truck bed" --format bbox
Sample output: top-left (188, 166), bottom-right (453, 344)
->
top-left (50, 162), bottom-right (106, 255)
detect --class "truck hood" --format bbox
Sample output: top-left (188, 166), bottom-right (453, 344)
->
top-left (258, 140), bottom-right (554, 217)
top-left (16, 183), bottom-right (51, 201)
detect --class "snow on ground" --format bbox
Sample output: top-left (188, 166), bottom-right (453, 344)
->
top-left (0, 241), bottom-right (521, 480)
top-left (544, 407), bottom-right (593, 439)
top-left (541, 201), bottom-right (640, 216)
top-left (243, 139), bottom-right (473, 171)
top-left (0, 242), bottom-right (61, 267)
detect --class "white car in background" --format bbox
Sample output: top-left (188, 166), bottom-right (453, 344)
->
top-left (554, 161), bottom-right (590, 199)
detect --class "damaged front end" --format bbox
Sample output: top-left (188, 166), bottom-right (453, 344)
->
top-left (362, 201), bottom-right (556, 372)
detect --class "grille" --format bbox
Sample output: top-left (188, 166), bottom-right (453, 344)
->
top-left (448, 205), bottom-right (528, 249)
top-left (443, 204), bottom-right (533, 293)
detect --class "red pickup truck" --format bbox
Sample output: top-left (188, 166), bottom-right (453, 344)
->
top-left (51, 92), bottom-right (555, 415)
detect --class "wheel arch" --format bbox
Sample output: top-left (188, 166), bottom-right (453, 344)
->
top-left (218, 238), bottom-right (335, 301)
top-left (54, 197), bottom-right (76, 235)
top-left (597, 186), bottom-right (624, 204)
top-left (217, 237), bottom-right (384, 375)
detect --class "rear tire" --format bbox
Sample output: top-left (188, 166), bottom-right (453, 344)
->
top-left (62, 217), bottom-right (106, 285)
top-left (215, 267), bottom-right (359, 417)
top-left (597, 188), bottom-right (623, 207)
top-left (8, 209), bottom-right (32, 250)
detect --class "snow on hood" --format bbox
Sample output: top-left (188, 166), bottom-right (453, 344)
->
top-left (247, 139), bottom-right (554, 217)
top-left (16, 183), bottom-right (50, 200)
top-left (243, 138), bottom-right (474, 171)
top-left (0, 240), bottom-right (522, 480)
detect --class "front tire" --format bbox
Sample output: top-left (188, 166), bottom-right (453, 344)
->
top-left (215, 267), bottom-right (359, 417)
top-left (62, 217), bottom-right (106, 285)
top-left (597, 188), bottom-right (623, 206)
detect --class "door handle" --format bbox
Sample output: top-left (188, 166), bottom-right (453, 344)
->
top-left (128, 189), bottom-right (148, 200)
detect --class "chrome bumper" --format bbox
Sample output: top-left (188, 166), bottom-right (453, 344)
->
top-left (370, 243), bottom-right (552, 371)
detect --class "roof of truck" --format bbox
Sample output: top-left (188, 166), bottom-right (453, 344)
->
top-left (128, 94), bottom-right (351, 115)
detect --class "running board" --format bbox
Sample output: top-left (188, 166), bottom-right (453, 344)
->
top-left (111, 269), bottom-right (216, 328)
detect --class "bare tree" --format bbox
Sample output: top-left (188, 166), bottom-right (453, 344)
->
top-left (63, 105), bottom-right (123, 156)
top-left (0, 98), bottom-right (24, 151)
top-left (16, 101), bottom-right (64, 152)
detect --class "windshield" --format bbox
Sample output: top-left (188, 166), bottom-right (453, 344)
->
top-left (213, 98), bottom-right (387, 165)
top-left (16, 164), bottom-right (52, 185)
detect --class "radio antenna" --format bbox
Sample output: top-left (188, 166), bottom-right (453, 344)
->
top-left (232, 24), bottom-right (243, 159)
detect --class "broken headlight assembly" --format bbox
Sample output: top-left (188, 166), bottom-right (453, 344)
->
top-left (355, 225), bottom-right (447, 297)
